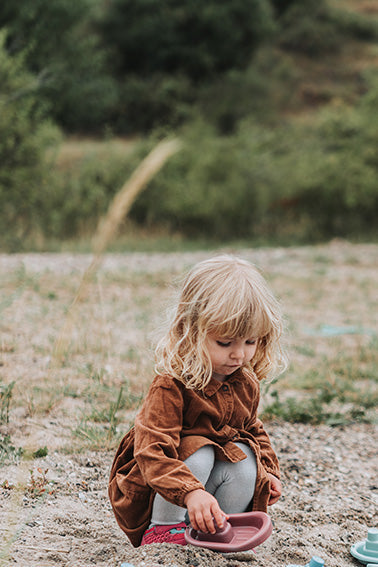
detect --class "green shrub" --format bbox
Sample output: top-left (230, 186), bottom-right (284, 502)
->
top-left (0, 33), bottom-right (61, 251)
top-left (130, 73), bottom-right (378, 242)
top-left (195, 49), bottom-right (296, 135)
top-left (0, 0), bottom-right (118, 132)
top-left (278, 0), bottom-right (344, 56)
top-left (130, 121), bottom-right (300, 240)
top-left (114, 74), bottom-right (196, 133)
top-left (3, 59), bottom-right (377, 248)
top-left (329, 7), bottom-right (378, 42)
top-left (290, 76), bottom-right (378, 239)
top-left (269, 0), bottom-right (298, 17)
top-left (131, 124), bottom-right (254, 238)
top-left (277, 0), bottom-right (378, 57)
top-left (43, 145), bottom-right (141, 239)
top-left (261, 389), bottom-right (375, 425)
top-left (99, 0), bottom-right (276, 132)
top-left (100, 0), bottom-right (275, 80)
top-left (110, 47), bottom-right (296, 134)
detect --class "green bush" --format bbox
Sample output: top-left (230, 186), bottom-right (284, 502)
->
top-left (0, 33), bottom-right (61, 251)
top-left (0, 0), bottom-right (118, 132)
top-left (130, 73), bottom-right (378, 242)
top-left (277, 0), bottom-right (378, 57)
top-left (99, 0), bottom-right (276, 132)
top-left (269, 71), bottom-right (378, 240)
top-left (130, 121), bottom-right (297, 239)
top-left (195, 51), bottom-right (292, 135)
top-left (42, 146), bottom-right (141, 239)
top-left (269, 0), bottom-right (298, 17)
top-left (2, 55), bottom-right (377, 248)
top-left (100, 0), bottom-right (275, 80)
top-left (329, 7), bottom-right (378, 42)
top-left (114, 74), bottom-right (196, 133)
top-left (278, 0), bottom-right (344, 56)
top-left (128, 124), bottom-right (253, 239)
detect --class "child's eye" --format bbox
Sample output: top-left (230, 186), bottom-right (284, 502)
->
top-left (246, 339), bottom-right (257, 345)
top-left (216, 340), bottom-right (231, 347)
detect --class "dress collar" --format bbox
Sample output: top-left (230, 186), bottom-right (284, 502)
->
top-left (202, 368), bottom-right (245, 396)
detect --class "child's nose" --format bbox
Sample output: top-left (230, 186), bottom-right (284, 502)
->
top-left (231, 347), bottom-right (245, 360)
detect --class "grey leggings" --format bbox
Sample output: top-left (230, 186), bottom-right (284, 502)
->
top-left (150, 442), bottom-right (257, 526)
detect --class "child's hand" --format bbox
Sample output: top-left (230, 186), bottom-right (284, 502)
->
top-left (184, 489), bottom-right (227, 534)
top-left (267, 473), bottom-right (282, 505)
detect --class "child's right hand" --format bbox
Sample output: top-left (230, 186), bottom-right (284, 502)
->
top-left (184, 489), bottom-right (228, 534)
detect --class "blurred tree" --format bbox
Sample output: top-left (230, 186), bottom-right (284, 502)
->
top-left (98, 0), bottom-right (276, 131)
top-left (269, 0), bottom-right (378, 63)
top-left (0, 0), bottom-right (118, 131)
top-left (268, 0), bottom-right (298, 17)
top-left (100, 0), bottom-right (275, 81)
top-left (0, 32), bottom-right (61, 250)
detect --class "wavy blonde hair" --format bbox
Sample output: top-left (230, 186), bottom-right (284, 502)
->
top-left (155, 255), bottom-right (287, 390)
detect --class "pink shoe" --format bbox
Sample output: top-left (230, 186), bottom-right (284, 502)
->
top-left (141, 522), bottom-right (187, 545)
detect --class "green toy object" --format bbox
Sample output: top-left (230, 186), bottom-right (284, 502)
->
top-left (351, 528), bottom-right (378, 565)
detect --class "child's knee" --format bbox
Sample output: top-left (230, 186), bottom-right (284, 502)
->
top-left (184, 445), bottom-right (216, 481)
top-left (233, 444), bottom-right (257, 483)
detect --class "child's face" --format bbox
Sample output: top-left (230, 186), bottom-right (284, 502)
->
top-left (205, 335), bottom-right (258, 382)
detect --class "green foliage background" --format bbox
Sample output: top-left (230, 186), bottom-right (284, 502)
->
top-left (0, 33), bottom-right (61, 250)
top-left (131, 80), bottom-right (378, 242)
top-left (0, 0), bottom-right (378, 249)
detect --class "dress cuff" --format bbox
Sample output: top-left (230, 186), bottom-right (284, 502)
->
top-left (163, 480), bottom-right (205, 508)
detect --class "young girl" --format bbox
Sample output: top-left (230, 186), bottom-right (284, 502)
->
top-left (109, 255), bottom-right (287, 547)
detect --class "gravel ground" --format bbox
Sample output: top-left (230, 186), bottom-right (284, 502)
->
top-left (1, 422), bottom-right (376, 567)
top-left (0, 243), bottom-right (377, 566)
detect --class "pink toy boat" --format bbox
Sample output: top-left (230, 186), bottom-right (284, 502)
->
top-left (185, 511), bottom-right (273, 552)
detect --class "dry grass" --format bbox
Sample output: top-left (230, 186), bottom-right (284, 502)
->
top-left (0, 241), bottom-right (377, 455)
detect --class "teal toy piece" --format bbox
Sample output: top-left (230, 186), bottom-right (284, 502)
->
top-left (287, 556), bottom-right (324, 567)
top-left (351, 528), bottom-right (378, 565)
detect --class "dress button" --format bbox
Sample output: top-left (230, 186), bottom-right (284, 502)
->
top-left (222, 384), bottom-right (229, 391)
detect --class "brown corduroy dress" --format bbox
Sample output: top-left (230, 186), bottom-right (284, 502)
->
top-left (109, 369), bottom-right (280, 547)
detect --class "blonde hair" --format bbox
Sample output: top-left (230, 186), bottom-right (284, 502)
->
top-left (155, 255), bottom-right (287, 390)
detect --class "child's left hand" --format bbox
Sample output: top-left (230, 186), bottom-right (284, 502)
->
top-left (267, 473), bottom-right (282, 505)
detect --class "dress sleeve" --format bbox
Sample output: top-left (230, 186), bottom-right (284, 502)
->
top-left (134, 376), bottom-right (204, 507)
top-left (243, 375), bottom-right (280, 479)
top-left (248, 417), bottom-right (280, 479)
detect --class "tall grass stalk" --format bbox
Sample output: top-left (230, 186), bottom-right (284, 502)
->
top-left (52, 138), bottom-right (181, 363)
